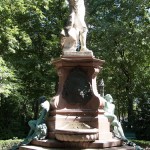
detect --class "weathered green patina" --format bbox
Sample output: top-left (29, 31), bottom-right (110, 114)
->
top-left (12, 96), bottom-right (50, 149)
top-left (103, 94), bottom-right (127, 141)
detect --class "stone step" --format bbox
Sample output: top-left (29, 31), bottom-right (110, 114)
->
top-left (29, 139), bottom-right (123, 148)
top-left (19, 145), bottom-right (135, 150)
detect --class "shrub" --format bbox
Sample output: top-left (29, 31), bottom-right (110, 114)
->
top-left (0, 139), bottom-right (22, 150)
top-left (132, 140), bottom-right (150, 149)
top-left (133, 92), bottom-right (150, 140)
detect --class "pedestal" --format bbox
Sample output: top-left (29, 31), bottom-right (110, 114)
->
top-left (45, 55), bottom-right (115, 145)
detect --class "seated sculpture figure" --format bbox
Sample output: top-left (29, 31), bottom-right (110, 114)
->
top-left (21, 96), bottom-right (50, 145)
top-left (12, 96), bottom-right (50, 149)
top-left (26, 96), bottom-right (50, 141)
top-left (103, 94), bottom-right (127, 141)
top-left (61, 0), bottom-right (89, 51)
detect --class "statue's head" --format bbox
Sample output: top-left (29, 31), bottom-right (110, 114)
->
top-left (104, 94), bottom-right (113, 103)
top-left (38, 96), bottom-right (50, 111)
top-left (38, 96), bottom-right (46, 104)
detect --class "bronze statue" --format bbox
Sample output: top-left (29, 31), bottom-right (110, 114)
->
top-left (12, 96), bottom-right (50, 149)
top-left (103, 94), bottom-right (127, 141)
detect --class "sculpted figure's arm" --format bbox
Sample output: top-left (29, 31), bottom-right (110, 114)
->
top-left (36, 100), bottom-right (50, 126)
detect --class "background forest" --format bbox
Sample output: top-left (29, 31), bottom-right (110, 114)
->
top-left (0, 0), bottom-right (150, 140)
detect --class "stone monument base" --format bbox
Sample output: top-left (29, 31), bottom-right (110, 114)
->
top-left (19, 139), bottom-right (134, 150)
top-left (62, 50), bottom-right (94, 58)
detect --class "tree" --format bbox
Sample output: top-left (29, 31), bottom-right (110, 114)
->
top-left (133, 92), bottom-right (150, 140)
top-left (86, 0), bottom-right (150, 122)
top-left (0, 0), bottom-right (66, 139)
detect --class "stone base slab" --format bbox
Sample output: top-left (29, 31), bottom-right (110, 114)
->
top-left (30, 139), bottom-right (122, 148)
top-left (19, 139), bottom-right (134, 150)
top-left (19, 145), bottom-right (135, 150)
top-left (62, 50), bottom-right (94, 57)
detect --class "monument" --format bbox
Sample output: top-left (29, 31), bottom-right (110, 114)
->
top-left (19, 0), bottom-right (135, 149)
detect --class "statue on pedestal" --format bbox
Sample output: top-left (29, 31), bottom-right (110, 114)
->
top-left (12, 96), bottom-right (50, 149)
top-left (103, 94), bottom-right (127, 141)
top-left (61, 0), bottom-right (89, 52)
top-left (23, 96), bottom-right (50, 143)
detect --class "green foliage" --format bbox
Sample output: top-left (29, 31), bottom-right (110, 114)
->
top-left (132, 140), bottom-right (150, 149)
top-left (0, 0), bottom-right (149, 140)
top-left (0, 0), bottom-right (65, 139)
top-left (133, 93), bottom-right (150, 140)
top-left (0, 57), bottom-right (19, 97)
top-left (86, 0), bottom-right (150, 121)
top-left (0, 139), bottom-right (22, 150)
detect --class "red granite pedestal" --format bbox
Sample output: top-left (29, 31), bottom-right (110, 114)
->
top-left (47, 56), bottom-right (113, 141)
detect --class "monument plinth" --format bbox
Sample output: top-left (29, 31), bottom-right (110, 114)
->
top-left (50, 56), bottom-right (104, 109)
top-left (43, 54), bottom-right (120, 148)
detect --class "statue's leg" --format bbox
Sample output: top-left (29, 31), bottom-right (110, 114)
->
top-left (76, 15), bottom-right (88, 51)
top-left (112, 120), bottom-right (127, 140)
top-left (117, 122), bottom-right (127, 140)
top-left (27, 120), bottom-right (37, 137)
top-left (80, 26), bottom-right (88, 51)
top-left (19, 120), bottom-right (36, 146)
